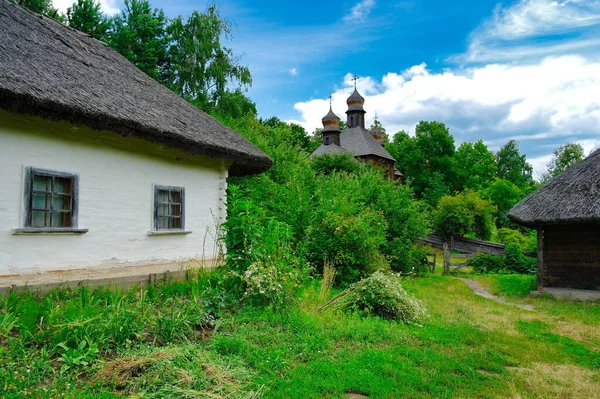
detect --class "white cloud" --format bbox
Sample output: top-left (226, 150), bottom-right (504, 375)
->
top-left (290, 56), bottom-right (600, 177)
top-left (288, 67), bottom-right (298, 76)
top-left (53, 0), bottom-right (120, 16)
top-left (343, 0), bottom-right (376, 22)
top-left (460, 0), bottom-right (600, 62)
top-left (483, 0), bottom-right (600, 40)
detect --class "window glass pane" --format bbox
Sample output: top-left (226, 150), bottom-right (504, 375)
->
top-left (33, 175), bottom-right (50, 191)
top-left (171, 191), bottom-right (181, 203)
top-left (170, 204), bottom-right (181, 217)
top-left (157, 190), bottom-right (169, 203)
top-left (54, 177), bottom-right (72, 194)
top-left (158, 203), bottom-right (169, 217)
top-left (51, 211), bottom-right (70, 227)
top-left (32, 194), bottom-right (50, 210)
top-left (32, 211), bottom-right (49, 227)
top-left (53, 195), bottom-right (71, 211)
top-left (171, 217), bottom-right (182, 229)
top-left (158, 216), bottom-right (168, 229)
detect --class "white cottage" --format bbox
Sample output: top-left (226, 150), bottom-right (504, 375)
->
top-left (0, 1), bottom-right (272, 277)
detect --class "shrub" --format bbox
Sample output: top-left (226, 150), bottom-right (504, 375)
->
top-left (433, 191), bottom-right (496, 241)
top-left (471, 244), bottom-right (536, 275)
top-left (320, 271), bottom-right (427, 324)
top-left (496, 228), bottom-right (526, 247)
top-left (503, 243), bottom-right (536, 274)
top-left (222, 186), bottom-right (307, 308)
top-left (471, 253), bottom-right (505, 274)
top-left (310, 153), bottom-right (360, 175)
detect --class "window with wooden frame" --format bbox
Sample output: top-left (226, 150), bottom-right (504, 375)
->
top-left (24, 168), bottom-right (79, 229)
top-left (153, 185), bottom-right (185, 231)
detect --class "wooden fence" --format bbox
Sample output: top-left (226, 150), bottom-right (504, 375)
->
top-left (420, 232), bottom-right (505, 256)
top-left (420, 232), bottom-right (506, 273)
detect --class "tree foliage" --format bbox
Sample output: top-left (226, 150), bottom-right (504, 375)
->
top-left (165, 6), bottom-right (252, 110)
top-left (480, 179), bottom-right (523, 229)
top-left (542, 142), bottom-right (584, 182)
top-left (109, 0), bottom-right (169, 81)
top-left (433, 191), bottom-right (496, 241)
top-left (496, 140), bottom-right (533, 190)
top-left (66, 0), bottom-right (110, 40)
top-left (455, 140), bottom-right (496, 191)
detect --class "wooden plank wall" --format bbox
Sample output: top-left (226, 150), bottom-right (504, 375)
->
top-left (544, 224), bottom-right (600, 289)
top-left (419, 233), bottom-right (505, 256)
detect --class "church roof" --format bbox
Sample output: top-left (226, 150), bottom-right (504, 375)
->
top-left (340, 126), bottom-right (396, 162)
top-left (322, 107), bottom-right (340, 123)
top-left (310, 143), bottom-right (349, 157)
top-left (0, 0), bottom-right (272, 177)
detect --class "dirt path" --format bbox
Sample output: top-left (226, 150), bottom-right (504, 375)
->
top-left (457, 278), bottom-right (535, 311)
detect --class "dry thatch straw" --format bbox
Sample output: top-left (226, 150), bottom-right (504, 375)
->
top-left (319, 260), bottom-right (337, 302)
top-left (93, 351), bottom-right (173, 387)
top-left (0, 0), bottom-right (272, 177)
top-left (508, 149), bottom-right (600, 227)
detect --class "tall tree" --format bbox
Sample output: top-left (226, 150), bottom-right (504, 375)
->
top-left (14, 0), bottom-right (60, 19)
top-left (542, 142), bottom-right (584, 182)
top-left (66, 0), bottom-right (110, 40)
top-left (455, 140), bottom-right (497, 191)
top-left (495, 140), bottom-right (533, 190)
top-left (109, 0), bottom-right (169, 81)
top-left (166, 5), bottom-right (252, 111)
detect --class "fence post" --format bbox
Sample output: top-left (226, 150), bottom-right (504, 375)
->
top-left (443, 242), bottom-right (449, 273)
top-left (432, 253), bottom-right (437, 274)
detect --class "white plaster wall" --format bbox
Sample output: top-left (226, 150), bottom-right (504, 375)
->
top-left (0, 114), bottom-right (228, 274)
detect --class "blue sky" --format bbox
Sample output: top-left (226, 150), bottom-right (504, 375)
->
top-left (56, 0), bottom-right (600, 177)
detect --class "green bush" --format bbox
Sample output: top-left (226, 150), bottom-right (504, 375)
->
top-left (310, 153), bottom-right (360, 175)
top-left (321, 271), bottom-right (427, 324)
top-left (433, 191), bottom-right (496, 241)
top-left (471, 253), bottom-right (505, 274)
top-left (496, 228), bottom-right (526, 247)
top-left (471, 244), bottom-right (536, 275)
top-left (222, 185), bottom-right (307, 308)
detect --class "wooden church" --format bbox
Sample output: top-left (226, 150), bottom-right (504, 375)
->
top-left (310, 86), bottom-right (401, 181)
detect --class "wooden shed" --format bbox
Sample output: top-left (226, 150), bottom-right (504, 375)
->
top-left (508, 149), bottom-right (600, 290)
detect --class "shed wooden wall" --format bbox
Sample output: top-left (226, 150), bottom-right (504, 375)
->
top-left (543, 224), bottom-right (600, 289)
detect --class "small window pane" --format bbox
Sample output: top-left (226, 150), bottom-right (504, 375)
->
top-left (171, 191), bottom-right (181, 203)
top-left (158, 190), bottom-right (169, 203)
top-left (53, 195), bottom-right (71, 211)
top-left (32, 194), bottom-right (50, 210)
top-left (170, 217), bottom-right (182, 229)
top-left (54, 177), bottom-right (72, 194)
top-left (32, 211), bottom-right (49, 227)
top-left (158, 216), bottom-right (168, 229)
top-left (33, 175), bottom-right (50, 191)
top-left (158, 203), bottom-right (169, 217)
top-left (170, 204), bottom-right (181, 217)
top-left (50, 211), bottom-right (71, 227)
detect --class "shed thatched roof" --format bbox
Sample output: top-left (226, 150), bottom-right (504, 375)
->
top-left (0, 0), bottom-right (272, 176)
top-left (508, 149), bottom-right (600, 227)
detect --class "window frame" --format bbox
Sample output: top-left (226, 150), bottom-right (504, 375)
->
top-left (13, 167), bottom-right (87, 235)
top-left (152, 185), bottom-right (186, 232)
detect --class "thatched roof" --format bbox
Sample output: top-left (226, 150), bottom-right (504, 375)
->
top-left (0, 0), bottom-right (272, 176)
top-left (508, 149), bottom-right (600, 227)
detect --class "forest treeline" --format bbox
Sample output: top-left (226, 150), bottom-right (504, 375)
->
top-left (15, 0), bottom-right (586, 292)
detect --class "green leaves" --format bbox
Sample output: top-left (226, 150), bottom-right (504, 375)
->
top-left (66, 0), bottom-right (110, 40)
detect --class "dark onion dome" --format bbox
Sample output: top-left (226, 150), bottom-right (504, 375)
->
top-left (322, 107), bottom-right (341, 132)
top-left (346, 88), bottom-right (365, 112)
top-left (370, 124), bottom-right (385, 143)
top-left (0, 0), bottom-right (272, 177)
top-left (508, 149), bottom-right (600, 228)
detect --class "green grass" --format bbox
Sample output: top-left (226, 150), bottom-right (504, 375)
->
top-left (0, 273), bottom-right (598, 398)
top-left (474, 274), bottom-right (537, 297)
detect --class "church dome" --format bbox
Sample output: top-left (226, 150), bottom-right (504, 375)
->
top-left (346, 88), bottom-right (365, 112)
top-left (322, 106), bottom-right (341, 132)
